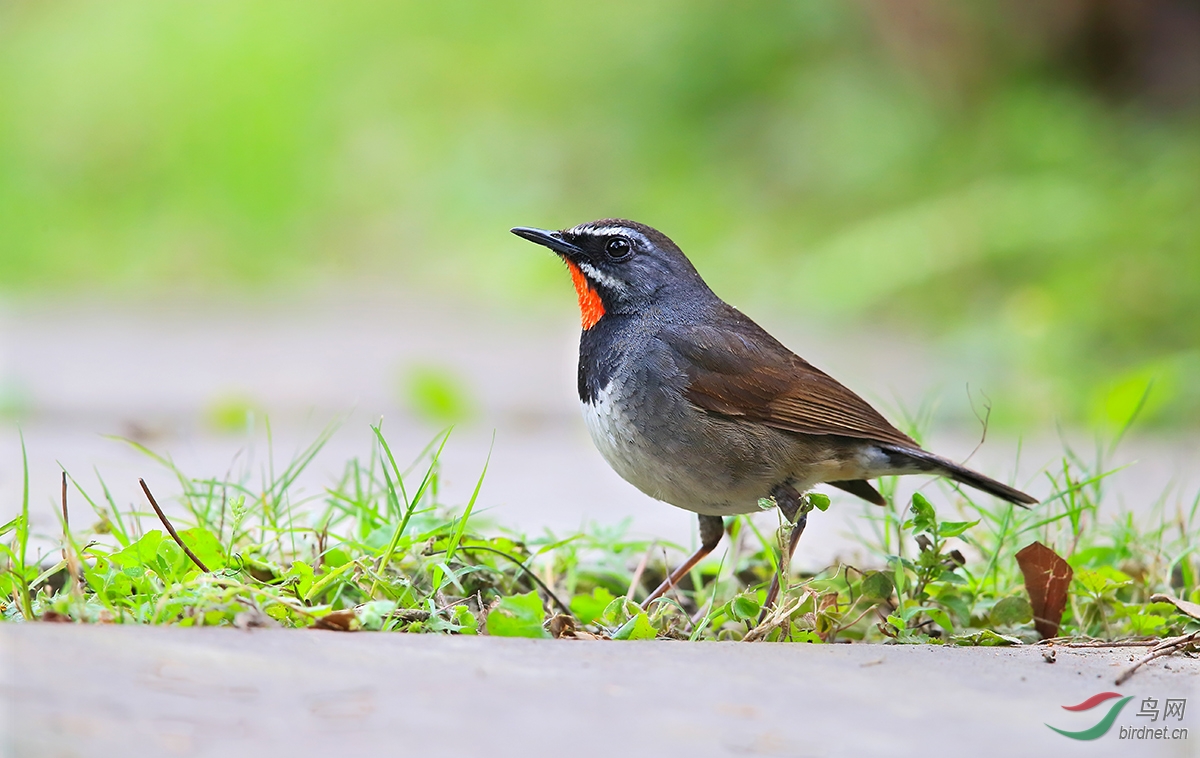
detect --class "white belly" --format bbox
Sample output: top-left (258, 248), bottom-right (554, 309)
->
top-left (579, 379), bottom-right (891, 516)
top-left (579, 380), bottom-right (794, 516)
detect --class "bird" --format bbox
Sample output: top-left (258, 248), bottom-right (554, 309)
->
top-left (511, 219), bottom-right (1036, 610)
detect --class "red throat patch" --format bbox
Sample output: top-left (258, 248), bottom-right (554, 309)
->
top-left (565, 259), bottom-right (605, 330)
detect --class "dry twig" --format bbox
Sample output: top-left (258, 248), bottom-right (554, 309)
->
top-left (139, 478), bottom-right (210, 573)
top-left (1115, 631), bottom-right (1200, 685)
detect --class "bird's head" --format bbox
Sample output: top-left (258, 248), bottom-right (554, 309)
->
top-left (511, 218), bottom-right (707, 330)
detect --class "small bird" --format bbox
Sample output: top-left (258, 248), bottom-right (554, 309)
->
top-left (512, 219), bottom-right (1036, 609)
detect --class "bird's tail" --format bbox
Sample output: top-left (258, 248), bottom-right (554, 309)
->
top-left (878, 445), bottom-right (1037, 507)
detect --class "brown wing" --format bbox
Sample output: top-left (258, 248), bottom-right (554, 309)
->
top-left (662, 315), bottom-right (917, 449)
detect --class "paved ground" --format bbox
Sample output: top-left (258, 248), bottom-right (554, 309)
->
top-left (1, 625), bottom-right (1196, 757)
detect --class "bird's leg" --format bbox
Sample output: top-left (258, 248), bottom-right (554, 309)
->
top-left (761, 484), bottom-right (811, 617)
top-left (641, 514), bottom-right (725, 609)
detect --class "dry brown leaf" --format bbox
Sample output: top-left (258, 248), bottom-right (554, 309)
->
top-left (1016, 541), bottom-right (1073, 639)
top-left (1150, 593), bottom-right (1200, 621)
top-left (312, 609), bottom-right (358, 631)
top-left (40, 610), bottom-right (73, 623)
top-left (549, 614), bottom-right (576, 639)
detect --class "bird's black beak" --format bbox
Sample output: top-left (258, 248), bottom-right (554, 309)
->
top-left (510, 226), bottom-right (584, 256)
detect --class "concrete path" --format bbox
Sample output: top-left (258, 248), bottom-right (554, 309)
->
top-left (1, 625), bottom-right (1196, 757)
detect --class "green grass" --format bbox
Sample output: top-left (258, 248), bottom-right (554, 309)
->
top-left (2, 421), bottom-right (1197, 644)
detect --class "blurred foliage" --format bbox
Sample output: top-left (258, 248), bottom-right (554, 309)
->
top-left (0, 0), bottom-right (1197, 426)
top-left (401, 365), bottom-right (476, 425)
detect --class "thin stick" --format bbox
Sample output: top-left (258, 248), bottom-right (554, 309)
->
top-left (1062, 639), bottom-right (1159, 648)
top-left (139, 478), bottom-right (210, 573)
top-left (1036, 635), bottom-right (1158, 647)
top-left (60, 471), bottom-right (83, 587)
top-left (1115, 631), bottom-right (1200, 685)
top-left (426, 545), bottom-right (571, 616)
top-left (626, 541), bottom-right (656, 604)
top-left (60, 472), bottom-right (69, 562)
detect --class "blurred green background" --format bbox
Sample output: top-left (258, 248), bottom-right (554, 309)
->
top-left (1, 0), bottom-right (1197, 429)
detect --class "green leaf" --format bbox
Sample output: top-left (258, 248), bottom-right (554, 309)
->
top-left (990, 595), bottom-right (1033, 626)
top-left (284, 560), bottom-right (315, 598)
top-left (937, 520), bottom-right (979, 539)
top-left (729, 595), bottom-right (761, 622)
top-left (907, 493), bottom-right (937, 535)
top-left (789, 629), bottom-right (823, 643)
top-left (486, 592), bottom-right (549, 638)
top-left (452, 604), bottom-right (478, 635)
top-left (1127, 613), bottom-right (1167, 636)
top-left (808, 493), bottom-right (831, 512)
top-left (952, 630), bottom-right (1023, 646)
top-left (111, 530), bottom-right (164, 569)
top-left (924, 607), bottom-right (953, 633)
top-left (612, 611), bottom-right (656, 640)
top-left (860, 571), bottom-right (894, 601)
top-left (1067, 546), bottom-right (1121, 569)
top-left (178, 527), bottom-right (227, 570)
top-left (156, 539), bottom-right (186, 580)
top-left (570, 587), bottom-right (616, 625)
top-left (1075, 566), bottom-right (1132, 595)
top-left (355, 600), bottom-right (398, 631)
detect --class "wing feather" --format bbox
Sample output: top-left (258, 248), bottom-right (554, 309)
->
top-left (662, 314), bottom-right (916, 449)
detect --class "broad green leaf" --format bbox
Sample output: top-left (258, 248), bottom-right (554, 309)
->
top-left (570, 587), bottom-right (616, 625)
top-left (178, 527), bottom-right (226, 571)
top-left (789, 629), bottom-right (823, 643)
top-left (1066, 545), bottom-right (1122, 568)
top-left (1075, 566), bottom-right (1131, 595)
top-left (860, 571), bottom-right (894, 601)
top-left (486, 592), bottom-right (549, 638)
top-left (991, 595), bottom-right (1033, 626)
top-left (924, 607), bottom-right (953, 633)
top-left (284, 560), bottom-right (315, 598)
top-left (613, 612), bottom-right (656, 640)
top-left (156, 539), bottom-right (187, 579)
top-left (1126, 613), bottom-right (1167, 635)
top-left (324, 548), bottom-right (351, 568)
top-left (808, 493), bottom-right (831, 512)
top-left (111, 530), bottom-right (163, 569)
top-left (729, 595), bottom-right (761, 622)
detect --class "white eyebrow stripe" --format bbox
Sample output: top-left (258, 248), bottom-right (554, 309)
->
top-left (584, 225), bottom-right (651, 249)
top-left (575, 260), bottom-right (627, 293)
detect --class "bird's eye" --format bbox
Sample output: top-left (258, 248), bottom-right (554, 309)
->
top-left (605, 237), bottom-right (632, 260)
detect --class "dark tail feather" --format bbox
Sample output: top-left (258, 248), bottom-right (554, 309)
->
top-left (828, 479), bottom-right (887, 506)
top-left (879, 445), bottom-right (1037, 507)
